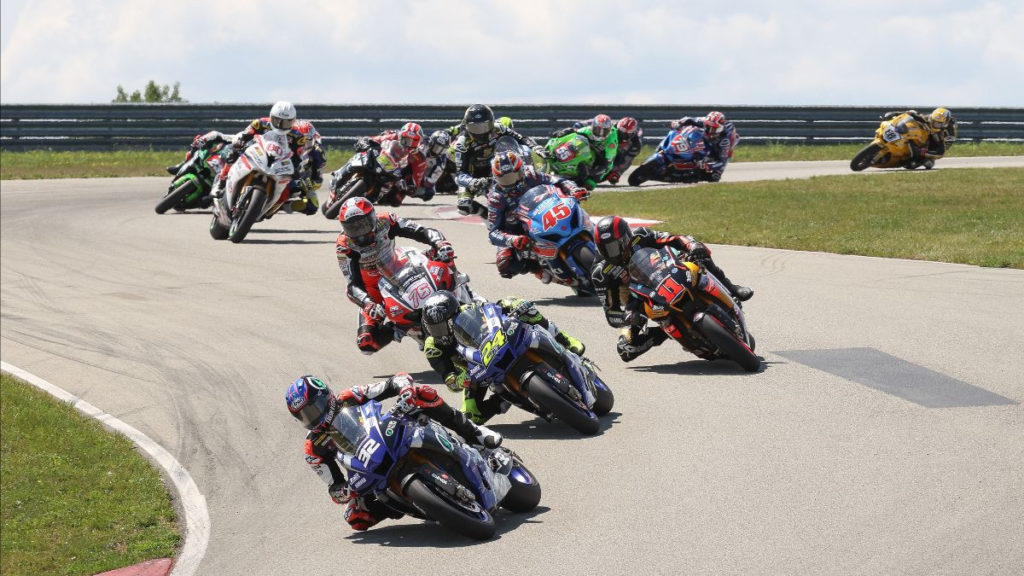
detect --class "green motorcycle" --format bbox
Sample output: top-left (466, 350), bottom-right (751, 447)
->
top-left (154, 142), bottom-right (230, 214)
top-left (543, 130), bottom-right (617, 190)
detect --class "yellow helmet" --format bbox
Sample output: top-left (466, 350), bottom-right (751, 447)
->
top-left (928, 107), bottom-right (952, 131)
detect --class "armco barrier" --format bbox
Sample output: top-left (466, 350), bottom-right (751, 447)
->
top-left (1, 104), bottom-right (1022, 151)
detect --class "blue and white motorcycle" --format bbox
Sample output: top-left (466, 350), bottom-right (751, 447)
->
top-left (332, 400), bottom-right (541, 540)
top-left (515, 184), bottom-right (599, 296)
top-left (453, 301), bottom-right (614, 435)
top-left (627, 125), bottom-right (713, 186)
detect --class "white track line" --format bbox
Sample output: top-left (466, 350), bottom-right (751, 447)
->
top-left (0, 361), bottom-right (209, 576)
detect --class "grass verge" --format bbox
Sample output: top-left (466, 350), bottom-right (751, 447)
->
top-left (0, 373), bottom-right (180, 576)
top-left (2, 142), bottom-right (1020, 180)
top-left (586, 167), bottom-right (1024, 269)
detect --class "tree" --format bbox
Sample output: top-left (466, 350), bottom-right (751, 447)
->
top-left (112, 81), bottom-right (186, 103)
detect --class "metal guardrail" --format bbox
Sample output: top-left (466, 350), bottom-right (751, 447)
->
top-left (2, 104), bottom-right (1022, 151)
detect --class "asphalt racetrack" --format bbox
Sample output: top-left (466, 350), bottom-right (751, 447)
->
top-left (2, 158), bottom-right (1022, 575)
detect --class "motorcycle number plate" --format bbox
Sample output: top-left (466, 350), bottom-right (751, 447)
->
top-left (555, 144), bottom-right (576, 162)
top-left (882, 127), bottom-right (901, 143)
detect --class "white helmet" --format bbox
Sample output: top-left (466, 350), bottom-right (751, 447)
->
top-left (270, 101), bottom-right (297, 135)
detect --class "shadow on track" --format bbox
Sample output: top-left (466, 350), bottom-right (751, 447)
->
top-left (345, 506), bottom-right (549, 547)
top-left (629, 357), bottom-right (766, 376)
top-left (488, 411), bottom-right (621, 440)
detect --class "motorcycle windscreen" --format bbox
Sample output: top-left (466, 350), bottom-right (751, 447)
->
top-left (452, 305), bottom-right (489, 348)
top-left (324, 405), bottom-right (368, 455)
top-left (628, 247), bottom-right (673, 288)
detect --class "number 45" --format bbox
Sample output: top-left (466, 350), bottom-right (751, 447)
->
top-left (542, 204), bottom-right (571, 230)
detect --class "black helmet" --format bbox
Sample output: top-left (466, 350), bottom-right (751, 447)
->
top-left (426, 130), bottom-right (452, 156)
top-left (594, 215), bottom-right (634, 265)
top-left (463, 104), bottom-right (495, 143)
top-left (286, 375), bottom-right (337, 430)
top-left (422, 290), bottom-right (461, 345)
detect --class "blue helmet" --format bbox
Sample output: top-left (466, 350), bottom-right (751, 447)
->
top-left (286, 375), bottom-right (336, 430)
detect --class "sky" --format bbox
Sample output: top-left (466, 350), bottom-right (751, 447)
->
top-left (1, 0), bottom-right (1023, 107)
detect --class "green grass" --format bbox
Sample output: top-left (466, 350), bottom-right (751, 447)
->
top-left (0, 374), bottom-right (180, 576)
top-left (586, 167), bottom-right (1024, 269)
top-left (2, 142), bottom-right (1020, 180)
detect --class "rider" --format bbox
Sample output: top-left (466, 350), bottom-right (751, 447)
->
top-left (335, 122), bottom-right (428, 203)
top-left (286, 373), bottom-right (501, 532)
top-left (212, 101), bottom-right (307, 196)
top-left (335, 196), bottom-right (455, 354)
top-left (416, 130), bottom-right (459, 199)
top-left (485, 150), bottom-right (589, 283)
top-left (165, 130), bottom-right (232, 176)
top-left (420, 291), bottom-right (586, 423)
top-left (567, 116), bottom-right (643, 185)
top-left (282, 120), bottom-right (326, 215)
top-left (880, 107), bottom-right (957, 168)
top-left (453, 104), bottom-right (547, 215)
top-left (551, 113), bottom-right (620, 185)
top-left (590, 215), bottom-right (754, 362)
top-left (669, 111), bottom-right (739, 182)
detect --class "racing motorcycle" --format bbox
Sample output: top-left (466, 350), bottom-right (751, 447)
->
top-left (626, 246), bottom-right (760, 372)
top-left (209, 133), bottom-right (296, 243)
top-left (452, 301), bottom-right (614, 435)
top-left (155, 138), bottom-right (231, 214)
top-left (515, 184), bottom-right (598, 297)
top-left (323, 140), bottom-right (411, 219)
top-left (627, 125), bottom-right (713, 186)
top-left (377, 246), bottom-right (482, 349)
top-left (544, 132), bottom-right (604, 189)
top-left (330, 400), bottom-right (541, 540)
top-left (850, 113), bottom-right (952, 171)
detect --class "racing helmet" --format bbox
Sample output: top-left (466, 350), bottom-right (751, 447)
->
top-left (398, 122), bottom-right (424, 149)
top-left (421, 290), bottom-right (461, 346)
top-left (339, 197), bottom-right (378, 247)
top-left (464, 104), bottom-right (495, 143)
top-left (426, 130), bottom-right (451, 156)
top-left (498, 116), bottom-right (515, 130)
top-left (269, 101), bottom-right (297, 135)
top-left (594, 215), bottom-right (634, 265)
top-left (286, 375), bottom-right (337, 430)
top-left (592, 114), bottom-right (613, 139)
top-left (703, 111), bottom-right (726, 137)
top-left (928, 107), bottom-right (952, 132)
top-left (616, 116), bottom-right (639, 137)
top-left (491, 150), bottom-right (525, 192)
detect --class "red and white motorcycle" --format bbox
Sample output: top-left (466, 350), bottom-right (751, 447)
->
top-left (209, 132), bottom-right (295, 243)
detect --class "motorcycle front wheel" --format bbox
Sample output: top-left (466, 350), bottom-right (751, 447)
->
top-left (850, 143), bottom-right (881, 172)
top-left (405, 478), bottom-right (496, 540)
top-left (627, 160), bottom-right (656, 186)
top-left (209, 213), bottom-right (229, 240)
top-left (155, 180), bottom-right (196, 214)
top-left (698, 314), bottom-right (760, 372)
top-left (501, 460), bottom-right (542, 513)
top-left (526, 373), bottom-right (600, 435)
top-left (228, 187), bottom-right (266, 243)
top-left (322, 178), bottom-right (368, 220)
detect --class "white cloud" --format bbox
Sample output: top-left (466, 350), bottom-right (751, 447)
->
top-left (1, 0), bottom-right (1022, 105)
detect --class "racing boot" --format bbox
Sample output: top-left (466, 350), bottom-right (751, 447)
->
top-left (461, 391), bottom-right (485, 424)
top-left (449, 404), bottom-right (502, 448)
top-left (617, 326), bottom-right (668, 362)
top-left (165, 162), bottom-right (183, 175)
top-left (456, 190), bottom-right (474, 215)
top-left (555, 331), bottom-right (586, 356)
top-left (702, 259), bottom-right (753, 302)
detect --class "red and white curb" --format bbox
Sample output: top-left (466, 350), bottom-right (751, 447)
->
top-left (0, 361), bottom-right (209, 576)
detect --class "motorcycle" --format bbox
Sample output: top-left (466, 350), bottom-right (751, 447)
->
top-left (209, 133), bottom-right (295, 243)
top-left (515, 184), bottom-right (598, 297)
top-left (377, 246), bottom-right (482, 349)
top-left (627, 125), bottom-right (713, 186)
top-left (452, 301), bottom-right (614, 435)
top-left (850, 113), bottom-right (953, 171)
top-left (626, 246), bottom-right (760, 372)
top-left (330, 400), bottom-right (541, 540)
top-left (543, 132), bottom-right (603, 189)
top-left (155, 138), bottom-right (230, 214)
top-left (322, 140), bottom-right (411, 219)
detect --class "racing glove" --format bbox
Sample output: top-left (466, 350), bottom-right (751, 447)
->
top-left (686, 240), bottom-right (710, 262)
top-left (329, 482), bottom-right (351, 505)
top-left (433, 240), bottom-right (456, 263)
top-left (532, 145), bottom-right (550, 159)
top-left (510, 235), bottom-right (532, 251)
top-left (444, 369), bottom-right (470, 393)
top-left (362, 300), bottom-right (387, 321)
top-left (606, 170), bottom-right (621, 185)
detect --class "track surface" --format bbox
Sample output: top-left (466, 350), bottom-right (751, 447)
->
top-left (2, 159), bottom-right (1023, 575)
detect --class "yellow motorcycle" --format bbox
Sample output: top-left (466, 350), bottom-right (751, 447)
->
top-left (850, 112), bottom-right (934, 171)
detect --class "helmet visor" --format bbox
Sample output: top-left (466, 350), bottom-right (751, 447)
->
top-left (271, 116), bottom-right (294, 132)
top-left (342, 215), bottom-right (375, 241)
top-left (466, 120), bottom-right (492, 139)
top-left (602, 238), bottom-right (625, 262)
top-left (399, 134), bottom-right (418, 148)
top-left (424, 317), bottom-right (453, 342)
top-left (592, 125), bottom-right (610, 139)
top-left (429, 142), bottom-right (447, 156)
top-left (495, 170), bottom-right (522, 187)
top-left (294, 392), bottom-right (331, 430)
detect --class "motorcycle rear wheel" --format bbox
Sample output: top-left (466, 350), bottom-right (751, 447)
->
top-left (627, 161), bottom-right (656, 186)
top-left (228, 187), bottom-right (266, 243)
top-left (526, 373), bottom-right (600, 435)
top-left (155, 180), bottom-right (196, 214)
top-left (698, 314), bottom-right (760, 372)
top-left (850, 143), bottom-right (881, 172)
top-left (405, 478), bottom-right (496, 540)
top-left (209, 214), bottom-right (229, 240)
